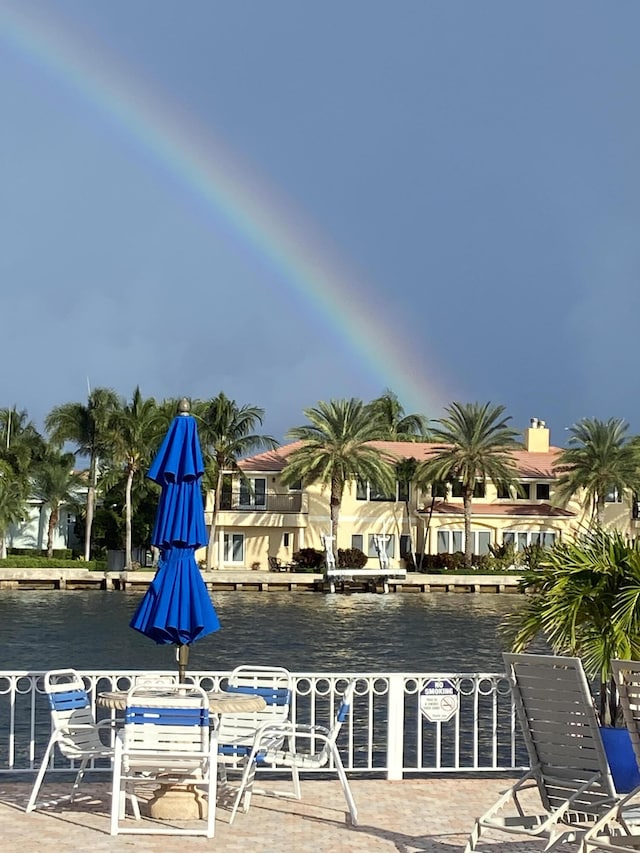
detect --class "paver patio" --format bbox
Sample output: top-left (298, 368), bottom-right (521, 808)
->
top-left (0, 776), bottom-right (562, 852)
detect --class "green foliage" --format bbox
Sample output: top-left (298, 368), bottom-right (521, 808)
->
top-left (501, 528), bottom-right (640, 725)
top-left (292, 547), bottom-right (325, 569)
top-left (417, 401), bottom-right (520, 567)
top-left (488, 541), bottom-right (520, 570)
top-left (0, 554), bottom-right (106, 570)
top-left (554, 418), bottom-right (640, 526)
top-left (337, 547), bottom-right (368, 568)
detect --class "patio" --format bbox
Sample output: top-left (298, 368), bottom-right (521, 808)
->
top-left (0, 776), bottom-right (552, 852)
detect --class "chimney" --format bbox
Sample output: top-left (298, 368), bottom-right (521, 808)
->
top-left (524, 417), bottom-right (550, 453)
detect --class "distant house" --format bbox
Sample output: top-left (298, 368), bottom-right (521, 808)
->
top-left (7, 499), bottom-right (81, 553)
top-left (204, 419), bottom-right (638, 570)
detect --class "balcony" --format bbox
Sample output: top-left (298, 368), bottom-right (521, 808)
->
top-left (220, 492), bottom-right (307, 514)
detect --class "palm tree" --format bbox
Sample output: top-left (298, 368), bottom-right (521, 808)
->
top-left (501, 528), bottom-right (640, 726)
top-left (102, 388), bottom-right (164, 570)
top-left (196, 393), bottom-right (278, 569)
top-left (554, 418), bottom-right (640, 528)
top-left (366, 390), bottom-right (429, 441)
top-left (0, 407), bottom-right (46, 478)
top-left (282, 398), bottom-right (395, 555)
top-left (31, 447), bottom-right (85, 558)
top-left (45, 387), bottom-right (120, 561)
top-left (395, 456), bottom-right (419, 569)
top-left (0, 460), bottom-right (29, 559)
top-left (417, 402), bottom-right (520, 568)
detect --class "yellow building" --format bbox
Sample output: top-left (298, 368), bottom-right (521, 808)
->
top-left (205, 419), bottom-right (638, 570)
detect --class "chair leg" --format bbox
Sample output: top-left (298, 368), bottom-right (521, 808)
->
top-left (291, 762), bottom-right (301, 800)
top-left (110, 745), bottom-right (123, 835)
top-left (229, 756), bottom-right (257, 824)
top-left (206, 756), bottom-right (217, 838)
top-left (25, 738), bottom-right (56, 813)
top-left (69, 756), bottom-right (89, 803)
top-left (331, 745), bottom-right (358, 826)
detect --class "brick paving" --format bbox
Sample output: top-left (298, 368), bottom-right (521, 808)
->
top-left (0, 776), bottom-right (559, 853)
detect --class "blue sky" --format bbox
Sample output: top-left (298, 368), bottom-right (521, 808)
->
top-left (1, 1), bottom-right (639, 445)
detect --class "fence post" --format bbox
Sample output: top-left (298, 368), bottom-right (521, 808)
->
top-left (387, 674), bottom-right (405, 780)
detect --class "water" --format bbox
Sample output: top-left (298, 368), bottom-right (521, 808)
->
top-left (0, 590), bottom-right (527, 673)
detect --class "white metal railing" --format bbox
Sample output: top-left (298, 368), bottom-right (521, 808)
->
top-left (0, 670), bottom-right (525, 778)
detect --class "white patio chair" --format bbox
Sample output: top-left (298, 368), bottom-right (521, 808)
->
top-left (229, 678), bottom-right (358, 826)
top-left (110, 682), bottom-right (217, 837)
top-left (217, 664), bottom-right (293, 773)
top-left (26, 668), bottom-right (117, 814)
top-left (581, 659), bottom-right (640, 853)
top-left (465, 653), bottom-right (620, 853)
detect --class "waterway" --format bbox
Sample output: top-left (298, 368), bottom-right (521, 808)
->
top-left (0, 590), bottom-right (531, 673)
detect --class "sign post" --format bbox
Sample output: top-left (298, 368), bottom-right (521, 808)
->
top-left (419, 678), bottom-right (459, 723)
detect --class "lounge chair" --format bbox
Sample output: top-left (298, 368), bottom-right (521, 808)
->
top-left (26, 669), bottom-right (116, 814)
top-left (229, 678), bottom-right (358, 826)
top-left (465, 653), bottom-right (620, 853)
top-left (581, 659), bottom-right (640, 852)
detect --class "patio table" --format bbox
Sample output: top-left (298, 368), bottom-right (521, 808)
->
top-left (97, 689), bottom-right (266, 822)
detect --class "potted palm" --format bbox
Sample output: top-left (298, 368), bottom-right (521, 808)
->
top-left (501, 528), bottom-right (640, 792)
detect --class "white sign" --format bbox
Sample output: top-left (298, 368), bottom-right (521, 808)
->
top-left (420, 678), bottom-right (459, 722)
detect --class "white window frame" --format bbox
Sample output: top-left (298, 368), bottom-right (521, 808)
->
top-left (223, 533), bottom-right (245, 563)
top-left (503, 530), bottom-right (556, 551)
top-left (238, 477), bottom-right (267, 509)
top-left (436, 530), bottom-right (491, 554)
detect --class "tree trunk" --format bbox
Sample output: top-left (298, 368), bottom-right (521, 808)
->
top-left (84, 453), bottom-right (97, 561)
top-left (206, 469), bottom-right (223, 570)
top-left (47, 504), bottom-right (59, 559)
top-left (0, 532), bottom-right (6, 560)
top-left (405, 499), bottom-right (418, 571)
top-left (463, 490), bottom-right (473, 568)
top-left (125, 467), bottom-right (134, 570)
top-left (329, 476), bottom-right (343, 556)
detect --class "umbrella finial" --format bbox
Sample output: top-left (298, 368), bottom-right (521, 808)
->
top-left (178, 397), bottom-right (191, 415)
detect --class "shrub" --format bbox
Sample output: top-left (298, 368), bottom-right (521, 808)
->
top-left (291, 548), bottom-right (325, 569)
top-left (337, 547), bottom-right (368, 568)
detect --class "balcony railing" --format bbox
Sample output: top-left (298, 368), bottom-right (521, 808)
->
top-left (0, 670), bottom-right (525, 779)
top-left (219, 493), bottom-right (306, 513)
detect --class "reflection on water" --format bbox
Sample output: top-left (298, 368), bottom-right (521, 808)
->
top-left (0, 590), bottom-right (523, 672)
top-left (0, 590), bottom-right (529, 673)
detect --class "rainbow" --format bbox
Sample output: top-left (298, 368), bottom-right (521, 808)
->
top-left (0, 3), bottom-right (456, 417)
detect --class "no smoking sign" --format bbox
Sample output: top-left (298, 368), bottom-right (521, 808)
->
top-left (419, 678), bottom-right (459, 722)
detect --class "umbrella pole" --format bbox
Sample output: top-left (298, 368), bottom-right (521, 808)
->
top-left (177, 643), bottom-right (189, 683)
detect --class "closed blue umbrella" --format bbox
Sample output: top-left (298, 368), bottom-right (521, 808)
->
top-left (130, 400), bottom-right (220, 679)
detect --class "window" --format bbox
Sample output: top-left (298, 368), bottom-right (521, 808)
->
top-left (451, 481), bottom-right (485, 498)
top-left (368, 534), bottom-right (395, 558)
top-left (437, 530), bottom-right (490, 554)
top-left (356, 481), bottom-right (407, 502)
top-left (239, 477), bottom-right (266, 508)
top-left (223, 533), bottom-right (244, 563)
top-left (605, 487), bottom-right (623, 503)
top-left (397, 480), bottom-right (410, 503)
top-left (437, 530), bottom-right (463, 553)
top-left (503, 530), bottom-right (556, 551)
top-left (287, 479), bottom-right (302, 491)
top-left (517, 484), bottom-right (531, 500)
top-left (351, 534), bottom-right (364, 552)
top-left (400, 534), bottom-right (412, 556)
top-left (431, 481), bottom-right (447, 498)
top-left (496, 484), bottom-right (511, 499)
top-left (536, 483), bottom-right (550, 500)
top-left (283, 533), bottom-right (290, 548)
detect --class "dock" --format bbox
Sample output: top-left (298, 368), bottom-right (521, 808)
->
top-left (0, 568), bottom-right (523, 593)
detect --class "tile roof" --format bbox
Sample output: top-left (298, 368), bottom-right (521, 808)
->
top-left (238, 440), bottom-right (563, 479)
top-left (421, 501), bottom-right (575, 517)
